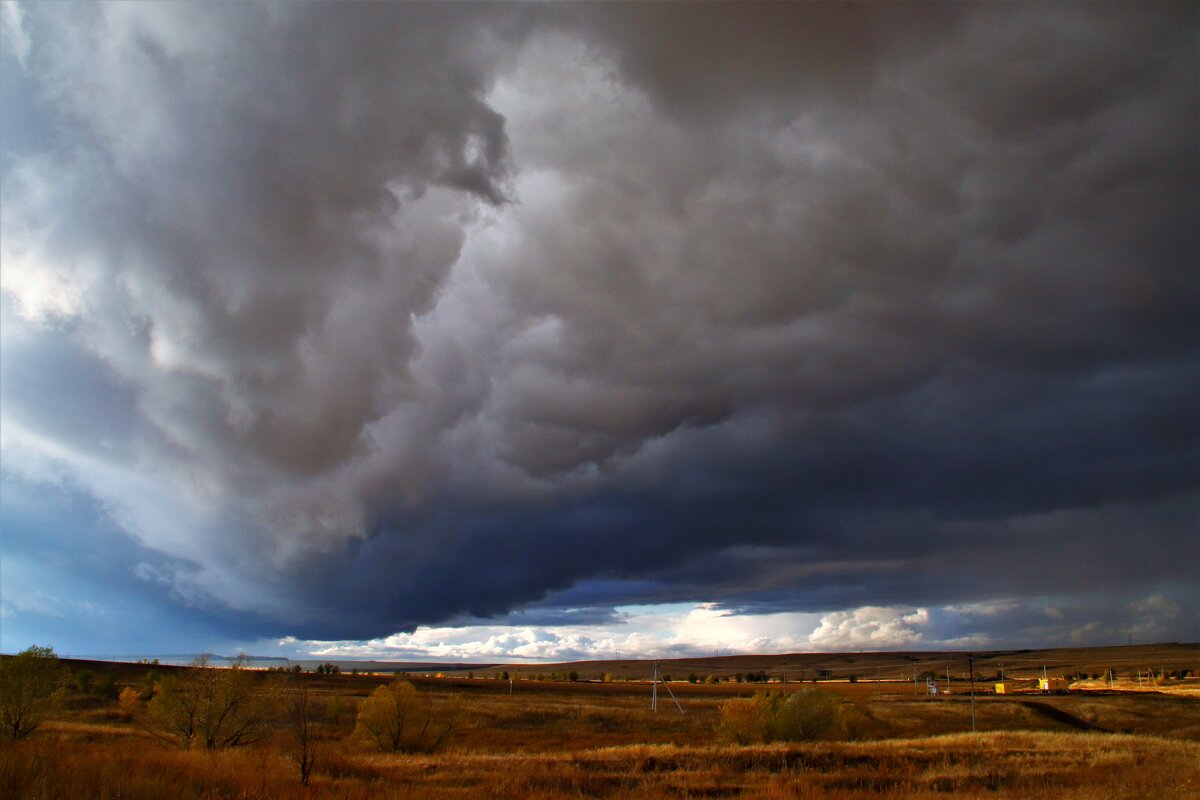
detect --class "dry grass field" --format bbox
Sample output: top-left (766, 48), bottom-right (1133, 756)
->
top-left (1, 644), bottom-right (1197, 799)
top-left (4, 730), bottom-right (1197, 799)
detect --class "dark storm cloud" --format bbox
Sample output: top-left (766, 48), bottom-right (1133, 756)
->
top-left (1, 2), bottom-right (1196, 644)
top-left (561, 2), bottom-right (960, 119)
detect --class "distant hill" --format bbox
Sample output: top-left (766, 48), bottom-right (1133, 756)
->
top-left (42, 643), bottom-right (1196, 683)
top-left (482, 642), bottom-right (1199, 683)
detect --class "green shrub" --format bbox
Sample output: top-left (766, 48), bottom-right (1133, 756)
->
top-left (97, 672), bottom-right (120, 700)
top-left (73, 670), bottom-right (94, 694)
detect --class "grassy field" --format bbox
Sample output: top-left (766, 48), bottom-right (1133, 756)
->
top-left (4, 730), bottom-right (1197, 799)
top-left (2, 644), bottom-right (1198, 799)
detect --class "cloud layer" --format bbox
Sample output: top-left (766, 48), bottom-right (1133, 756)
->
top-left (1, 2), bottom-right (1196, 651)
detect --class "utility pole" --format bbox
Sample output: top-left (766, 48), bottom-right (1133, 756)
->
top-left (651, 661), bottom-right (683, 715)
top-left (652, 662), bottom-right (658, 713)
top-left (968, 653), bottom-right (977, 734)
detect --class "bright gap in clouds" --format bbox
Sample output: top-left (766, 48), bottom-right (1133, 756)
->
top-left (281, 604), bottom-right (853, 663)
top-left (266, 591), bottom-right (1196, 663)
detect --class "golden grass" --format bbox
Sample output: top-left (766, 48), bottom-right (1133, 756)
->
top-left (4, 659), bottom-right (1199, 799)
top-left (4, 730), bottom-right (1196, 799)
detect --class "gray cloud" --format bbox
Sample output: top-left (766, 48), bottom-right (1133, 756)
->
top-left (1, 2), bottom-right (1195, 645)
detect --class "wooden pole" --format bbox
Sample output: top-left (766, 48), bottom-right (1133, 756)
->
top-left (968, 654), bottom-right (977, 734)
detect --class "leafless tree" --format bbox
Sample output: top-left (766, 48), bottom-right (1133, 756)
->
top-left (284, 679), bottom-right (322, 786)
top-left (145, 655), bottom-right (277, 750)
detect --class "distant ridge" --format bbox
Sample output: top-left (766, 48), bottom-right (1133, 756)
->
top-left (62, 654), bottom-right (293, 668)
top-left (51, 654), bottom-right (503, 673)
top-left (42, 643), bottom-right (1196, 681)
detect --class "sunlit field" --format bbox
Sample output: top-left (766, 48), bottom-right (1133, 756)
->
top-left (5, 730), bottom-right (1198, 800)
top-left (2, 645), bottom-right (1198, 799)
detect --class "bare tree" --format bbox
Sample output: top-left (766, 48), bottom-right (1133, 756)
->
top-left (145, 655), bottom-right (278, 750)
top-left (0, 645), bottom-right (66, 740)
top-left (284, 680), bottom-right (322, 786)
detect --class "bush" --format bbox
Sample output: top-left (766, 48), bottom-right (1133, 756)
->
top-left (96, 672), bottom-right (120, 700)
top-left (354, 679), bottom-right (460, 753)
top-left (715, 693), bottom-right (774, 744)
top-left (770, 688), bottom-right (843, 741)
top-left (716, 689), bottom-right (864, 744)
top-left (0, 645), bottom-right (67, 739)
top-left (142, 655), bottom-right (276, 750)
top-left (73, 670), bottom-right (94, 694)
top-left (118, 687), bottom-right (142, 714)
top-left (139, 670), bottom-right (160, 701)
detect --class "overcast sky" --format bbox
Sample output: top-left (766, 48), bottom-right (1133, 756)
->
top-left (1, 2), bottom-right (1196, 661)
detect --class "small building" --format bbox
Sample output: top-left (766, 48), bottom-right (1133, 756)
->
top-left (1039, 677), bottom-right (1068, 693)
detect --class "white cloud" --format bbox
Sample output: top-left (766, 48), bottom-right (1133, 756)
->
top-left (808, 606), bottom-right (929, 650)
top-left (0, 587), bottom-right (105, 622)
top-left (130, 562), bottom-right (171, 586)
top-left (0, 161), bottom-right (89, 323)
top-left (288, 603), bottom-right (811, 662)
top-left (283, 603), bottom-right (934, 662)
top-left (0, 1), bottom-right (30, 68)
top-left (0, 589), bottom-right (65, 618)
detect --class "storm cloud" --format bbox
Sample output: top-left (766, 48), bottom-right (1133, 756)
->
top-left (1, 2), bottom-right (1196, 652)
